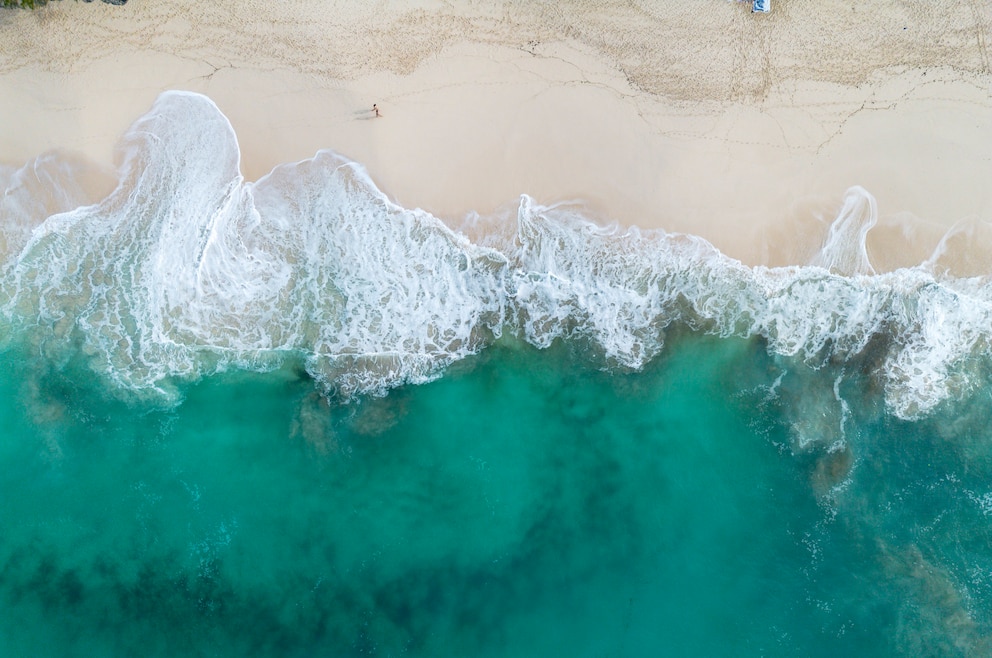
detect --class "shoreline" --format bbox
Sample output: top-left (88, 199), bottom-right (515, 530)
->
top-left (1, 0), bottom-right (990, 268)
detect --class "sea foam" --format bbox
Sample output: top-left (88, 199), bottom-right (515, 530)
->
top-left (2, 91), bottom-right (990, 419)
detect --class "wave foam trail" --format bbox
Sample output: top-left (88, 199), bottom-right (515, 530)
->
top-left (0, 153), bottom-right (113, 268)
top-left (810, 186), bottom-right (877, 276)
top-left (1, 92), bottom-right (507, 399)
top-left (2, 91), bottom-right (992, 419)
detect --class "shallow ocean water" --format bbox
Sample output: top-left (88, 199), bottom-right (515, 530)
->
top-left (2, 91), bottom-right (992, 656)
top-left (2, 333), bottom-right (991, 656)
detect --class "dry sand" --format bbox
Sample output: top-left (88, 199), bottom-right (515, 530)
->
top-left (1, 0), bottom-right (990, 268)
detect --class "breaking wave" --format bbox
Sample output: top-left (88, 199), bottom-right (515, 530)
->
top-left (2, 91), bottom-right (990, 419)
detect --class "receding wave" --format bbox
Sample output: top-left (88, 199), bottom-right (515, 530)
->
top-left (2, 91), bottom-right (990, 419)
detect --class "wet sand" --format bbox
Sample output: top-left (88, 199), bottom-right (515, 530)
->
top-left (1, 0), bottom-right (990, 267)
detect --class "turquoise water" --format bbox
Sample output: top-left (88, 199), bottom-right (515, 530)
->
top-left (3, 334), bottom-right (992, 656)
top-left (2, 91), bottom-right (992, 656)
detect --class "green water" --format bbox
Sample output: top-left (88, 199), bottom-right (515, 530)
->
top-left (1, 333), bottom-right (991, 656)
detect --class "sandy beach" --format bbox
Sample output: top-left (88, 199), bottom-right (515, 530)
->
top-left (1, 0), bottom-right (990, 267)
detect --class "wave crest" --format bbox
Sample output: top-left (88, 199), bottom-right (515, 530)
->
top-left (2, 91), bottom-right (990, 419)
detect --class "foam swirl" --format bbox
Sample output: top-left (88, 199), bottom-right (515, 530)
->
top-left (2, 91), bottom-right (990, 420)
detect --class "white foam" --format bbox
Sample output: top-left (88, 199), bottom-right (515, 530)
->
top-left (3, 92), bottom-right (508, 400)
top-left (0, 153), bottom-right (111, 270)
top-left (2, 91), bottom-right (991, 418)
top-left (810, 186), bottom-right (877, 276)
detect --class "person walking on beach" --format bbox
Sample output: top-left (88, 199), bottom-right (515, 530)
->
top-left (373, 103), bottom-right (381, 118)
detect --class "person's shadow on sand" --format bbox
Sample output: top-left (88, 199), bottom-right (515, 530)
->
top-left (353, 104), bottom-right (383, 121)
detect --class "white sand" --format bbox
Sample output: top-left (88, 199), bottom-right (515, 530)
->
top-left (1, 0), bottom-right (990, 267)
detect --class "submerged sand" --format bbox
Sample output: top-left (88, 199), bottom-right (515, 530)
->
top-left (1, 0), bottom-right (990, 268)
